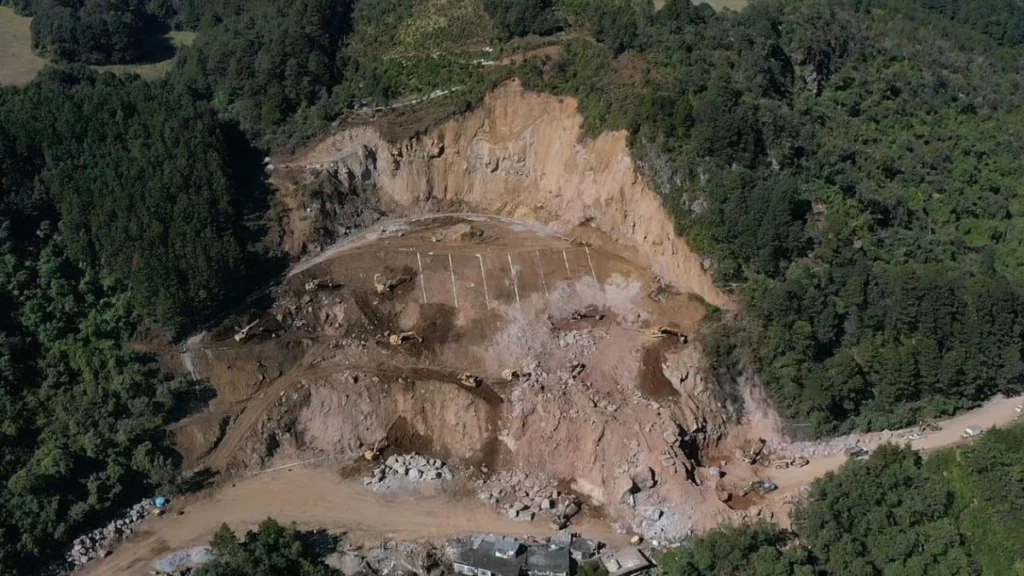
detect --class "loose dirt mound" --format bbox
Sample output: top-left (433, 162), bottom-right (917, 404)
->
top-left (275, 79), bottom-right (732, 311)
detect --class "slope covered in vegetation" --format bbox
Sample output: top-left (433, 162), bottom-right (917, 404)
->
top-left (516, 0), bottom-right (1024, 434)
top-left (3, 0), bottom-right (1024, 572)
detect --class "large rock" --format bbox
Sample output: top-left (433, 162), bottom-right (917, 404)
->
top-left (630, 467), bottom-right (656, 491)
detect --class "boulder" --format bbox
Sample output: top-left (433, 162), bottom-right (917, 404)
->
top-left (629, 467), bottom-right (656, 491)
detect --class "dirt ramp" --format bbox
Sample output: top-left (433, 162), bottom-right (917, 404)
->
top-left (281, 79), bottom-right (731, 310)
top-left (299, 375), bottom-right (497, 464)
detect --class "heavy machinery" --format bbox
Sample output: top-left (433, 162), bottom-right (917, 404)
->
top-left (569, 307), bottom-right (605, 322)
top-left (740, 480), bottom-right (778, 497)
top-left (305, 277), bottom-right (338, 292)
top-left (374, 273), bottom-right (411, 295)
top-left (459, 373), bottom-right (483, 388)
top-left (388, 331), bottom-right (422, 346)
top-left (501, 369), bottom-right (531, 382)
top-left (234, 319), bottom-right (262, 343)
top-left (649, 326), bottom-right (688, 342)
top-left (772, 456), bottom-right (810, 470)
top-left (844, 446), bottom-right (869, 459)
top-left (363, 439), bottom-right (387, 461)
top-left (742, 437), bottom-right (767, 465)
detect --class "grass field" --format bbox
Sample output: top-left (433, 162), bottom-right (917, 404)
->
top-left (0, 6), bottom-right (48, 86)
top-left (93, 31), bottom-right (197, 80)
top-left (704, 0), bottom-right (749, 10)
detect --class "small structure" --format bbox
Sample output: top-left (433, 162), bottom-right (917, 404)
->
top-left (600, 547), bottom-right (651, 576)
top-left (453, 534), bottom-right (594, 576)
top-left (453, 536), bottom-right (525, 576)
top-left (525, 545), bottom-right (570, 576)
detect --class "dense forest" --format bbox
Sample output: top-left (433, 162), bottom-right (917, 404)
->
top-left (515, 0), bottom-right (1024, 434)
top-left (3, 0), bottom-right (1024, 572)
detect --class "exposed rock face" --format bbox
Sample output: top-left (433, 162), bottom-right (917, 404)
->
top-left (279, 79), bottom-right (732, 311)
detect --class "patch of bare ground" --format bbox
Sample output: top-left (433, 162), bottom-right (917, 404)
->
top-left (0, 7), bottom-right (47, 86)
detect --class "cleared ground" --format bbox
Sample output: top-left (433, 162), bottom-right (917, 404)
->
top-left (81, 467), bottom-right (629, 576)
top-left (0, 6), bottom-right (47, 86)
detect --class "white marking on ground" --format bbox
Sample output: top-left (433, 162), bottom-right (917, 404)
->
top-left (477, 254), bottom-right (490, 308)
top-left (536, 250), bottom-right (548, 298)
top-left (508, 252), bottom-right (521, 306)
top-left (585, 247), bottom-right (599, 282)
top-left (562, 250), bottom-right (572, 277)
top-left (448, 254), bottom-right (459, 309)
top-left (417, 252), bottom-right (428, 304)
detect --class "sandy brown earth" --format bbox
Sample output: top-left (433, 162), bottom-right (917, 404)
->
top-left (82, 466), bottom-right (629, 576)
top-left (94, 80), bottom-right (1024, 574)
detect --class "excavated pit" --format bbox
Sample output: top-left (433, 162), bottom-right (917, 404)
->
top-left (172, 81), bottom-right (772, 541)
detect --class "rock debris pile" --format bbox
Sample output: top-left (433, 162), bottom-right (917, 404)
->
top-left (67, 499), bottom-right (156, 570)
top-left (364, 453), bottom-right (453, 490)
top-left (475, 470), bottom-right (580, 524)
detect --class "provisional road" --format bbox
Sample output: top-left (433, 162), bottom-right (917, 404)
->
top-left (85, 394), bottom-right (1022, 575)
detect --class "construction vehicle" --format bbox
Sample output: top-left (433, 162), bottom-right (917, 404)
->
top-left (234, 319), bottom-right (262, 343)
top-left (363, 439), bottom-right (386, 461)
top-left (919, 419), bottom-right (942, 432)
top-left (649, 326), bottom-right (688, 342)
top-left (388, 331), bottom-right (422, 346)
top-left (374, 273), bottom-right (411, 295)
top-left (771, 456), bottom-right (809, 470)
top-left (569, 307), bottom-right (605, 322)
top-left (844, 446), bottom-right (869, 459)
top-left (740, 480), bottom-right (778, 497)
top-left (961, 425), bottom-right (984, 439)
top-left (459, 372), bottom-right (483, 388)
top-left (742, 437), bottom-right (767, 465)
top-left (305, 277), bottom-right (338, 292)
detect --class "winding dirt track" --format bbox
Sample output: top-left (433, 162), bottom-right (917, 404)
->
top-left (86, 395), bottom-right (1023, 575)
top-left (82, 468), bottom-right (627, 576)
top-left (202, 341), bottom-right (329, 472)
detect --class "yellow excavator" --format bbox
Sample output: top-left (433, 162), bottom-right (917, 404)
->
top-left (649, 326), bottom-right (688, 342)
top-left (374, 273), bottom-right (411, 295)
top-left (388, 332), bottom-right (422, 346)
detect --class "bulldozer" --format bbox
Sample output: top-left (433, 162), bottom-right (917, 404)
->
top-left (233, 319), bottom-right (262, 343)
top-left (569, 307), bottom-right (605, 322)
top-left (459, 372), bottom-right (483, 388)
top-left (742, 437), bottom-right (767, 465)
top-left (374, 273), bottom-right (411, 295)
top-left (305, 277), bottom-right (338, 292)
top-left (388, 331), bottom-right (422, 346)
top-left (649, 326), bottom-right (688, 342)
top-left (771, 455), bottom-right (810, 470)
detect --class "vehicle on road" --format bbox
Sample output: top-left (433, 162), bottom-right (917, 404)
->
top-left (961, 425), bottom-right (984, 439)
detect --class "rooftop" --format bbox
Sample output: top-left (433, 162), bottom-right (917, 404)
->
top-left (526, 545), bottom-right (571, 574)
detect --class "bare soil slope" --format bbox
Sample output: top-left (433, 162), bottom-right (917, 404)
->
top-left (275, 79), bottom-right (731, 311)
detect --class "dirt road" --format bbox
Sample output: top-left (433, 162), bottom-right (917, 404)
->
top-left (83, 467), bottom-right (627, 576)
top-left (87, 396), bottom-right (1022, 575)
top-left (766, 393), bottom-right (1024, 523)
top-left (202, 341), bottom-right (329, 472)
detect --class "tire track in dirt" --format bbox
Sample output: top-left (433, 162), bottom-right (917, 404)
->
top-left (203, 341), bottom-right (329, 472)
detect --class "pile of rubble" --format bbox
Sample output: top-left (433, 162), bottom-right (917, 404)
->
top-left (363, 453), bottom-right (453, 490)
top-left (67, 499), bottom-right (157, 570)
top-left (475, 471), bottom-right (580, 525)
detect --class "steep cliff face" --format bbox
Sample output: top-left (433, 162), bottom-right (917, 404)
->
top-left (280, 79), bottom-right (732, 311)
